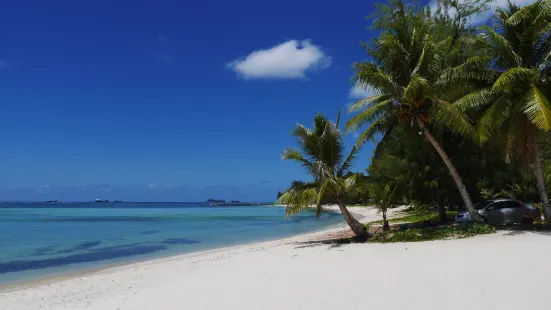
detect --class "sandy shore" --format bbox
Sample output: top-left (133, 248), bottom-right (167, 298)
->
top-left (1, 206), bottom-right (550, 309)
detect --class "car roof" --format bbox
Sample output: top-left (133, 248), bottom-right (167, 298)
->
top-left (488, 199), bottom-right (519, 202)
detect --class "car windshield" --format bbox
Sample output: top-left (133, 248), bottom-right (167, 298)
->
top-left (474, 201), bottom-right (492, 210)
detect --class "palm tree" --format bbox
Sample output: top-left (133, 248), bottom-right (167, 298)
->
top-left (368, 178), bottom-right (400, 231)
top-left (345, 8), bottom-right (484, 221)
top-left (451, 1), bottom-right (551, 219)
top-left (276, 113), bottom-right (372, 239)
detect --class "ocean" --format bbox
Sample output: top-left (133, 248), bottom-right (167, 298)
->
top-left (0, 202), bottom-right (342, 285)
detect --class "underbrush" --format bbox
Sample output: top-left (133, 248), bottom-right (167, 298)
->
top-left (369, 224), bottom-right (496, 243)
top-left (367, 210), bottom-right (458, 226)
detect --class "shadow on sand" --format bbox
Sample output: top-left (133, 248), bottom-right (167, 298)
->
top-left (291, 220), bottom-right (551, 249)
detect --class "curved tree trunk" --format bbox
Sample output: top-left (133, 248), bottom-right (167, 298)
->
top-left (336, 198), bottom-right (372, 239)
top-left (534, 143), bottom-right (551, 220)
top-left (415, 118), bottom-right (483, 222)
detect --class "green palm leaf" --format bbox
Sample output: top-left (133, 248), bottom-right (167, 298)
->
top-left (507, 1), bottom-right (551, 26)
top-left (491, 67), bottom-right (538, 92)
top-left (354, 62), bottom-right (398, 95)
top-left (403, 74), bottom-right (428, 101)
top-left (437, 56), bottom-right (495, 86)
top-left (338, 144), bottom-right (360, 177)
top-left (480, 25), bottom-right (522, 68)
top-left (354, 114), bottom-right (395, 148)
top-left (345, 99), bottom-right (393, 133)
top-left (315, 179), bottom-right (331, 218)
top-left (347, 94), bottom-right (390, 113)
top-left (281, 148), bottom-right (314, 174)
top-left (454, 88), bottom-right (495, 111)
top-left (521, 84), bottom-right (551, 130)
top-left (473, 95), bottom-right (512, 144)
top-left (431, 100), bottom-right (474, 136)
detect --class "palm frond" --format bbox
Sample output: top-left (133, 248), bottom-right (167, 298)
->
top-left (537, 48), bottom-right (551, 71)
top-left (410, 40), bottom-right (427, 77)
top-left (491, 67), bottom-right (538, 92)
top-left (437, 56), bottom-right (495, 86)
top-left (431, 100), bottom-right (474, 137)
top-left (335, 110), bottom-right (342, 128)
top-left (473, 95), bottom-right (512, 144)
top-left (347, 95), bottom-right (391, 113)
top-left (371, 125), bottom-right (395, 160)
top-left (310, 160), bottom-right (333, 181)
top-left (454, 88), bottom-right (495, 111)
top-left (403, 74), bottom-right (428, 101)
top-left (275, 183), bottom-right (320, 217)
top-left (319, 118), bottom-right (344, 173)
top-left (480, 25), bottom-right (522, 68)
top-left (507, 1), bottom-right (551, 26)
top-left (354, 114), bottom-right (395, 148)
top-left (281, 148), bottom-right (314, 172)
top-left (345, 99), bottom-right (393, 133)
top-left (501, 111), bottom-right (526, 163)
top-left (337, 143), bottom-right (360, 177)
top-left (354, 62), bottom-right (398, 95)
top-left (291, 125), bottom-right (319, 161)
top-left (315, 179), bottom-right (331, 218)
top-left (521, 84), bottom-right (551, 131)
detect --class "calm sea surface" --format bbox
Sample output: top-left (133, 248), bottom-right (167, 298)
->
top-left (0, 202), bottom-right (342, 285)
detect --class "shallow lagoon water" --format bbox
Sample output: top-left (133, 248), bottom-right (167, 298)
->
top-left (0, 202), bottom-right (342, 284)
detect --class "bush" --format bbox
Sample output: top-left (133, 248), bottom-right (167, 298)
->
top-left (369, 224), bottom-right (495, 243)
top-left (366, 211), bottom-right (458, 227)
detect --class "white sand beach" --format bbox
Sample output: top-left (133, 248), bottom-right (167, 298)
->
top-left (1, 206), bottom-right (550, 310)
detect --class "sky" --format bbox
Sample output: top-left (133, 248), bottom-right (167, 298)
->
top-left (0, 0), bottom-right (536, 201)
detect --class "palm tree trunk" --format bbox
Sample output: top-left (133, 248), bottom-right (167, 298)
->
top-left (534, 143), bottom-right (551, 220)
top-left (415, 118), bottom-right (483, 222)
top-left (336, 197), bottom-right (372, 239)
top-left (438, 204), bottom-right (447, 224)
top-left (382, 209), bottom-right (390, 231)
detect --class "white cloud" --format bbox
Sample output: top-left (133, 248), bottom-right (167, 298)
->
top-left (429, 0), bottom-right (537, 25)
top-left (349, 84), bottom-right (377, 99)
top-left (148, 183), bottom-right (159, 189)
top-left (228, 40), bottom-right (331, 79)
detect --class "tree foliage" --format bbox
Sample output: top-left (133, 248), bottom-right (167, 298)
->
top-left (276, 113), bottom-right (371, 238)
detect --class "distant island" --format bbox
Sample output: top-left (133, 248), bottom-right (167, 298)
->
top-left (206, 199), bottom-right (262, 206)
top-left (94, 199), bottom-right (123, 203)
top-left (207, 199), bottom-right (225, 204)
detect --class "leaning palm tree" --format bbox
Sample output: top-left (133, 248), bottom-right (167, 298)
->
top-left (276, 113), bottom-right (372, 239)
top-left (450, 1), bottom-right (551, 219)
top-left (346, 10), bottom-right (483, 221)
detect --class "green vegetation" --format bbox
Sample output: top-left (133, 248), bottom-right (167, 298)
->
top-left (369, 224), bottom-right (496, 243)
top-left (368, 211), bottom-right (459, 225)
top-left (275, 113), bottom-right (372, 239)
top-left (278, 0), bottom-right (551, 240)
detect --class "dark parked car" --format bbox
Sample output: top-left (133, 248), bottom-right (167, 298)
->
top-left (455, 199), bottom-right (541, 225)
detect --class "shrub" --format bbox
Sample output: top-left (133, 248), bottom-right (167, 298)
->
top-left (369, 224), bottom-right (495, 243)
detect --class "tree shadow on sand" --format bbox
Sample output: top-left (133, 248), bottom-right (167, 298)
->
top-left (496, 223), bottom-right (551, 237)
top-left (291, 229), bottom-right (370, 250)
top-left (292, 238), bottom-right (360, 250)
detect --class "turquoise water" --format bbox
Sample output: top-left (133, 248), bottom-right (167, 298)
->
top-left (0, 202), bottom-right (342, 285)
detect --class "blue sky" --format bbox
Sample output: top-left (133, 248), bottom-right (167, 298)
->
top-left (0, 0), bottom-right (534, 201)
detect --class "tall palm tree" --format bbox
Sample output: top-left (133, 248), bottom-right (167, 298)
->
top-left (346, 8), bottom-right (483, 221)
top-left (451, 1), bottom-right (551, 219)
top-left (276, 113), bottom-right (372, 239)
